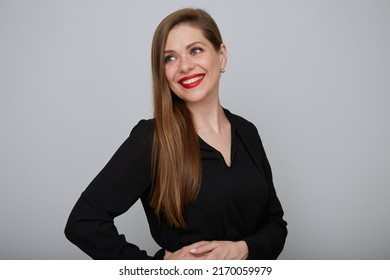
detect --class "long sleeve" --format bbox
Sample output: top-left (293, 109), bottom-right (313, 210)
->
top-left (64, 120), bottom-right (156, 259)
top-left (242, 123), bottom-right (287, 259)
top-left (226, 110), bottom-right (287, 259)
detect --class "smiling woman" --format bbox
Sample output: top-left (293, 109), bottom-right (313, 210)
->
top-left (164, 25), bottom-right (226, 106)
top-left (65, 8), bottom-right (287, 260)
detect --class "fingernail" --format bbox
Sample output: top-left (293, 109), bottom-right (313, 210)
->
top-left (190, 248), bottom-right (197, 253)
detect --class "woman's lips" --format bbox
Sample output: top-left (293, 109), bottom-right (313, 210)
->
top-left (178, 74), bottom-right (205, 89)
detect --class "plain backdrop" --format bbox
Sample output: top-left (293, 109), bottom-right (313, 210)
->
top-left (1, 0), bottom-right (389, 259)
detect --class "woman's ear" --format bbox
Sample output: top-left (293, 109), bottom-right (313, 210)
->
top-left (219, 43), bottom-right (227, 70)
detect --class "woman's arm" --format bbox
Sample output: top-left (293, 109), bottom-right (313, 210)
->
top-left (65, 120), bottom-right (156, 259)
top-left (242, 124), bottom-right (288, 259)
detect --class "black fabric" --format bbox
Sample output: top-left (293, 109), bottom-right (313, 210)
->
top-left (65, 109), bottom-right (287, 259)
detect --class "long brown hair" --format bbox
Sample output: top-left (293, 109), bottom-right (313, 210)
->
top-left (150, 8), bottom-right (223, 228)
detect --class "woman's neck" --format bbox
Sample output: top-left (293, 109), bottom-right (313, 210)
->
top-left (187, 101), bottom-right (228, 134)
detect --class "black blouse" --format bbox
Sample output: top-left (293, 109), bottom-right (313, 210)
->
top-left (65, 109), bottom-right (287, 259)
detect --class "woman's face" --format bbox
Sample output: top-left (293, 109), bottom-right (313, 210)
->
top-left (164, 24), bottom-right (226, 106)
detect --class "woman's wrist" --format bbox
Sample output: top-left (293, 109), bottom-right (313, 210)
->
top-left (237, 241), bottom-right (249, 260)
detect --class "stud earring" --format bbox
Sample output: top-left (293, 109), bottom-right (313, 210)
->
top-left (220, 69), bottom-right (225, 73)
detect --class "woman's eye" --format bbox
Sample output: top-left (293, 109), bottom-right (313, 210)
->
top-left (191, 48), bottom-right (203, 55)
top-left (165, 55), bottom-right (176, 63)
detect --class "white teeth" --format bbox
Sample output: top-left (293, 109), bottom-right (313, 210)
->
top-left (181, 76), bottom-right (203, 85)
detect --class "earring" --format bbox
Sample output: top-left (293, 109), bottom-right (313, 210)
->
top-left (220, 69), bottom-right (225, 73)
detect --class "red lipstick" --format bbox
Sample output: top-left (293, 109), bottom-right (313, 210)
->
top-left (178, 73), bottom-right (205, 89)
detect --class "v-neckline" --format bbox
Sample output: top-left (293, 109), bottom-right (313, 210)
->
top-left (198, 124), bottom-right (236, 168)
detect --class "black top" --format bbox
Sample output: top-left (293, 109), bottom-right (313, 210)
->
top-left (65, 109), bottom-right (287, 259)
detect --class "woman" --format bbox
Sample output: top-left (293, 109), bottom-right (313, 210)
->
top-left (65, 8), bottom-right (287, 260)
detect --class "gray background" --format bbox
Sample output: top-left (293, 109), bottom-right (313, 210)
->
top-left (1, 0), bottom-right (389, 259)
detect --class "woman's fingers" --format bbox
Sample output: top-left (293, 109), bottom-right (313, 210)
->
top-left (190, 241), bottom-right (219, 255)
top-left (191, 241), bottom-right (249, 260)
top-left (164, 242), bottom-right (211, 260)
top-left (164, 240), bottom-right (248, 260)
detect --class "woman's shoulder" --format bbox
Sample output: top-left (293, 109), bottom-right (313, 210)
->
top-left (124, 118), bottom-right (155, 149)
top-left (131, 118), bottom-right (154, 129)
top-left (129, 118), bottom-right (154, 135)
top-left (224, 108), bottom-right (258, 133)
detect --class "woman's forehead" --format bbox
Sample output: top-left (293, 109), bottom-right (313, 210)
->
top-left (165, 25), bottom-right (207, 50)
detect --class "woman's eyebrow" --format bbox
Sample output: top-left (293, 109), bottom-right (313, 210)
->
top-left (164, 41), bottom-right (206, 54)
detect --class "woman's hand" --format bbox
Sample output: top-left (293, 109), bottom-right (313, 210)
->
top-left (190, 240), bottom-right (249, 260)
top-left (164, 240), bottom-right (248, 260)
top-left (163, 241), bottom-right (211, 260)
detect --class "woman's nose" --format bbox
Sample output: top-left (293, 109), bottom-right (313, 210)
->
top-left (179, 56), bottom-right (195, 73)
